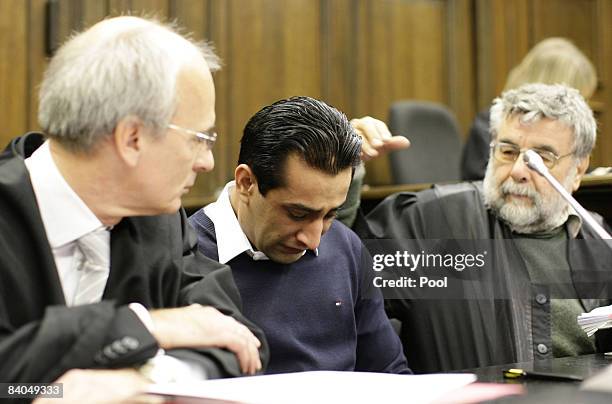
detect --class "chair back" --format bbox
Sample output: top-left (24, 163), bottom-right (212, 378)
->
top-left (388, 101), bottom-right (462, 184)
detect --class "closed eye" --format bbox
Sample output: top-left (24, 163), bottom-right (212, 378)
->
top-left (287, 209), bottom-right (310, 220)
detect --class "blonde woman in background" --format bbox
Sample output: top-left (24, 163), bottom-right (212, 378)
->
top-left (461, 37), bottom-right (597, 180)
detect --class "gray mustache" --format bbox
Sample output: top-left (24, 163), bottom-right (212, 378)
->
top-left (501, 182), bottom-right (537, 199)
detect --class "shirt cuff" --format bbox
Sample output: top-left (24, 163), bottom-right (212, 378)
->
top-left (139, 354), bottom-right (208, 383)
top-left (128, 303), bottom-right (155, 332)
top-left (129, 303), bottom-right (207, 382)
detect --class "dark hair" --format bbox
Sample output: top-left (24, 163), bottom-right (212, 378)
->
top-left (238, 96), bottom-right (362, 195)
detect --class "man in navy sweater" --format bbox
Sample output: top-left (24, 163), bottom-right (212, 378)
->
top-left (190, 96), bottom-right (410, 374)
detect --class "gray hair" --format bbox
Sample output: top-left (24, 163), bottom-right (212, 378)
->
top-left (489, 83), bottom-right (596, 159)
top-left (38, 16), bottom-right (221, 152)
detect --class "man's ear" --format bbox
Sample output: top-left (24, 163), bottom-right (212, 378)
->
top-left (113, 116), bottom-right (146, 167)
top-left (234, 164), bottom-right (256, 202)
top-left (571, 155), bottom-right (590, 192)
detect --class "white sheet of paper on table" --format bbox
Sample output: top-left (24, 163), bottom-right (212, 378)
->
top-left (146, 371), bottom-right (476, 404)
top-left (578, 305), bottom-right (612, 337)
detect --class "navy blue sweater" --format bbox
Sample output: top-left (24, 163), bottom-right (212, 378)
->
top-left (189, 210), bottom-right (410, 374)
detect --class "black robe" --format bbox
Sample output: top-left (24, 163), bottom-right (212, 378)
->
top-left (359, 182), bottom-right (612, 373)
top-left (0, 133), bottom-right (269, 383)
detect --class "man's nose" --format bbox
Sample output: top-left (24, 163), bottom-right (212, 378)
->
top-left (193, 147), bottom-right (215, 173)
top-left (509, 153), bottom-right (531, 183)
top-left (296, 220), bottom-right (324, 251)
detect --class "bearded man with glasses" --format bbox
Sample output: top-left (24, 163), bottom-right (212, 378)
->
top-left (360, 83), bottom-right (612, 373)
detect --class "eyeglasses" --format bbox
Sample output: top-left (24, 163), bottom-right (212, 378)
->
top-left (490, 142), bottom-right (574, 169)
top-left (167, 123), bottom-right (217, 150)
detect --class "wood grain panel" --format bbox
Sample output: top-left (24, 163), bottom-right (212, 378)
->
top-left (5, 0), bottom-right (610, 201)
top-left (475, 0), bottom-right (530, 109)
top-left (226, 0), bottom-right (276, 173)
top-left (280, 1), bottom-right (321, 98)
top-left (27, 0), bottom-right (48, 131)
top-left (82, 0), bottom-right (109, 29)
top-left (322, 0), bottom-right (354, 116)
top-left (129, 0), bottom-right (169, 17)
top-left (206, 0), bottom-right (232, 191)
top-left (409, 1), bottom-right (446, 102)
top-left (447, 0), bottom-right (476, 136)
top-left (108, 0), bottom-right (132, 15)
top-left (0, 0), bottom-right (28, 146)
top-left (225, 0), bottom-right (322, 159)
top-left (594, 0), bottom-right (612, 167)
top-left (55, 0), bottom-right (81, 41)
top-left (531, 0), bottom-right (598, 66)
top-left (171, 0), bottom-right (209, 39)
top-left (227, 0), bottom-right (321, 117)
top-left (108, 0), bottom-right (169, 17)
top-left (355, 0), bottom-right (451, 185)
top-left (354, 1), bottom-right (391, 185)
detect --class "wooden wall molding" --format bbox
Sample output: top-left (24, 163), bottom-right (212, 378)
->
top-left (1, 0), bottom-right (610, 202)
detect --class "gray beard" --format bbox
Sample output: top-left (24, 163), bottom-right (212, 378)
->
top-left (482, 162), bottom-right (577, 234)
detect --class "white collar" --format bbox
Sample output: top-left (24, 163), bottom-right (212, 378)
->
top-left (204, 181), bottom-right (318, 264)
top-left (204, 181), bottom-right (270, 264)
top-left (24, 140), bottom-right (104, 248)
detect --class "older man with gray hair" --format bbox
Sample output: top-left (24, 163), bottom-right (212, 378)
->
top-left (363, 83), bottom-right (612, 373)
top-left (483, 83), bottom-right (596, 234)
top-left (0, 16), bottom-right (267, 397)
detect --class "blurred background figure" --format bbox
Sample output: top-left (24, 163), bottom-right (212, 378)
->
top-left (461, 37), bottom-right (597, 181)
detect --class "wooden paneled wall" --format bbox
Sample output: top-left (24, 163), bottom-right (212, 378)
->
top-left (1, 0), bottom-right (611, 207)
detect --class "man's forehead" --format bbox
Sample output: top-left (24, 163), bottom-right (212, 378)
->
top-left (273, 172), bottom-right (351, 200)
top-left (173, 63), bottom-right (216, 128)
top-left (499, 115), bottom-right (573, 147)
top-left (267, 159), bottom-right (351, 207)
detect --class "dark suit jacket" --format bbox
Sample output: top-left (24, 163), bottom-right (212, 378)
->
top-left (0, 133), bottom-right (269, 384)
top-left (359, 182), bottom-right (612, 373)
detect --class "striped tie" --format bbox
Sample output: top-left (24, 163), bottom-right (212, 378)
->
top-left (73, 228), bottom-right (110, 305)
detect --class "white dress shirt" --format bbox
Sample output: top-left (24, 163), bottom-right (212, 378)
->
top-left (204, 181), bottom-right (270, 263)
top-left (24, 141), bottom-right (109, 305)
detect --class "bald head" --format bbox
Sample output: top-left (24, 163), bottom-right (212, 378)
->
top-left (38, 16), bottom-right (220, 152)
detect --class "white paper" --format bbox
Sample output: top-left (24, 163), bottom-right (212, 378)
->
top-left (577, 305), bottom-right (612, 337)
top-left (146, 371), bottom-right (476, 404)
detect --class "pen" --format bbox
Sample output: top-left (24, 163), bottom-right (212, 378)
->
top-left (503, 368), bottom-right (583, 382)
